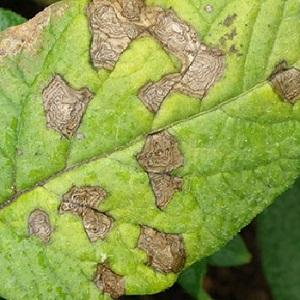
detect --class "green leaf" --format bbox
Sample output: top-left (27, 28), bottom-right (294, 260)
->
top-left (257, 177), bottom-right (300, 300)
top-left (0, 0), bottom-right (300, 299)
top-left (208, 234), bottom-right (251, 267)
top-left (178, 260), bottom-right (211, 300)
top-left (0, 8), bottom-right (26, 31)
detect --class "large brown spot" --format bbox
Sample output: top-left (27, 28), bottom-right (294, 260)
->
top-left (149, 10), bottom-right (200, 70)
top-left (270, 64), bottom-right (300, 103)
top-left (138, 74), bottom-right (181, 113)
top-left (59, 186), bottom-right (112, 242)
top-left (43, 75), bottom-right (93, 138)
top-left (87, 0), bottom-right (145, 70)
top-left (137, 131), bottom-right (184, 173)
top-left (94, 264), bottom-right (125, 299)
top-left (82, 208), bottom-right (113, 243)
top-left (175, 46), bottom-right (224, 98)
top-left (138, 226), bottom-right (186, 273)
top-left (28, 209), bottom-right (52, 244)
top-left (59, 186), bottom-right (107, 216)
top-left (149, 173), bottom-right (183, 209)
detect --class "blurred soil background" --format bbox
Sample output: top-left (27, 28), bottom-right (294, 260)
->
top-left (0, 2), bottom-right (274, 299)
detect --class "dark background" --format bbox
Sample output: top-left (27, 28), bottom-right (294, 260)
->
top-left (0, 2), bottom-right (273, 300)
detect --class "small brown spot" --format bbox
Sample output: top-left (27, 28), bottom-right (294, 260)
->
top-left (223, 14), bottom-right (237, 27)
top-left (138, 74), bottom-right (181, 113)
top-left (229, 44), bottom-right (238, 54)
top-left (43, 75), bottom-right (93, 138)
top-left (149, 173), bottom-right (183, 209)
top-left (138, 226), bottom-right (186, 273)
top-left (270, 63), bottom-right (300, 103)
top-left (225, 28), bottom-right (237, 40)
top-left (137, 131), bottom-right (184, 174)
top-left (204, 4), bottom-right (214, 13)
top-left (219, 36), bottom-right (227, 46)
top-left (59, 186), bottom-right (107, 216)
top-left (94, 264), bottom-right (125, 299)
top-left (28, 209), bottom-right (52, 244)
top-left (175, 46), bottom-right (224, 98)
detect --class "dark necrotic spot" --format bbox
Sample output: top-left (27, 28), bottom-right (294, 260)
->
top-left (43, 75), bottom-right (93, 138)
top-left (149, 173), bottom-right (183, 209)
top-left (138, 226), bottom-right (186, 273)
top-left (270, 63), bottom-right (300, 103)
top-left (137, 131), bottom-right (184, 174)
top-left (94, 264), bottom-right (125, 299)
top-left (59, 186), bottom-right (107, 216)
top-left (223, 13), bottom-right (237, 27)
top-left (28, 209), bottom-right (52, 244)
top-left (82, 208), bottom-right (113, 242)
top-left (138, 74), bottom-right (181, 113)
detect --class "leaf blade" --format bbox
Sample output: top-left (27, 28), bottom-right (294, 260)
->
top-left (0, 0), bottom-right (300, 298)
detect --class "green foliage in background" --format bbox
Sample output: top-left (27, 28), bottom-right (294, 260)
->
top-left (0, 8), bottom-right (25, 31)
top-left (179, 234), bottom-right (251, 300)
top-left (0, 0), bottom-right (300, 299)
top-left (258, 177), bottom-right (300, 300)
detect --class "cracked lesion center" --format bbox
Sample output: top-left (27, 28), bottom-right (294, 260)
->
top-left (137, 130), bottom-right (184, 209)
top-left (28, 209), bottom-right (52, 244)
top-left (94, 264), bottom-right (125, 299)
top-left (42, 75), bottom-right (93, 138)
top-left (59, 186), bottom-right (113, 243)
top-left (270, 62), bottom-right (300, 104)
top-left (138, 226), bottom-right (186, 273)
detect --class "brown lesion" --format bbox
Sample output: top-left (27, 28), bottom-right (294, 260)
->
top-left (94, 264), bottom-right (125, 299)
top-left (137, 130), bottom-right (184, 209)
top-left (149, 173), bottom-right (183, 209)
top-left (87, 0), bottom-right (225, 113)
top-left (175, 46), bottom-right (224, 98)
top-left (270, 61), bottom-right (300, 104)
top-left (28, 209), bottom-right (52, 244)
top-left (138, 226), bottom-right (186, 273)
top-left (137, 131), bottom-right (184, 174)
top-left (138, 74), bottom-right (181, 113)
top-left (148, 9), bottom-right (200, 70)
top-left (59, 186), bottom-right (107, 215)
top-left (59, 186), bottom-right (113, 243)
top-left (87, 0), bottom-right (146, 71)
top-left (43, 75), bottom-right (93, 138)
top-left (82, 208), bottom-right (113, 242)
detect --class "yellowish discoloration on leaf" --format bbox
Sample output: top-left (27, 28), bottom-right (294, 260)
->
top-left (0, 2), bottom-right (69, 58)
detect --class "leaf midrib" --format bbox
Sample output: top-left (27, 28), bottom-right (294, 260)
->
top-left (0, 79), bottom-right (275, 209)
top-left (1, 0), bottom-right (299, 209)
